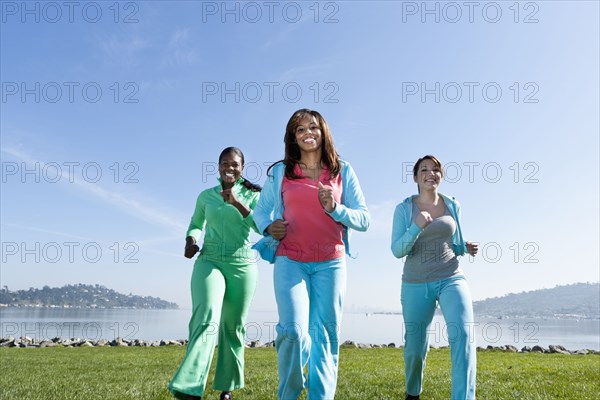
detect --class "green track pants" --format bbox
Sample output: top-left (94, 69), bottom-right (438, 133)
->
top-left (168, 257), bottom-right (258, 397)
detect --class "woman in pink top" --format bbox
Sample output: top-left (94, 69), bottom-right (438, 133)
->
top-left (253, 109), bottom-right (370, 399)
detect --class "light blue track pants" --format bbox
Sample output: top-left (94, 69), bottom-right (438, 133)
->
top-left (273, 256), bottom-right (346, 400)
top-left (401, 275), bottom-right (476, 400)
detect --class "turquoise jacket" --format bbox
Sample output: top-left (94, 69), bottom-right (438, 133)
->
top-left (391, 193), bottom-right (467, 259)
top-left (252, 160), bottom-right (370, 263)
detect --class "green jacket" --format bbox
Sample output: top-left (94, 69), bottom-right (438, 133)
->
top-left (187, 178), bottom-right (260, 263)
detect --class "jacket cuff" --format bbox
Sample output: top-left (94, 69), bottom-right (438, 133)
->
top-left (325, 202), bottom-right (344, 220)
top-left (407, 222), bottom-right (423, 236)
top-left (187, 229), bottom-right (202, 242)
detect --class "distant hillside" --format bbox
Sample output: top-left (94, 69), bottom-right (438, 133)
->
top-left (0, 284), bottom-right (178, 309)
top-left (474, 282), bottom-right (599, 319)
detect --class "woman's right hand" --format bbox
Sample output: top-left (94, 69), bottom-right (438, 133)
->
top-left (266, 219), bottom-right (289, 240)
top-left (184, 237), bottom-right (199, 259)
top-left (415, 211), bottom-right (433, 229)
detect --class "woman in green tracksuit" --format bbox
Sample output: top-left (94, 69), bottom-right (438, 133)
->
top-left (168, 147), bottom-right (261, 400)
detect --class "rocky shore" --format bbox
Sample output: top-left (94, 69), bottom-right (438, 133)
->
top-left (0, 336), bottom-right (597, 354)
top-left (339, 341), bottom-right (597, 355)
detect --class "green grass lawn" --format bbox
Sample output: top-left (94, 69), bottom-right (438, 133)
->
top-left (0, 346), bottom-right (598, 399)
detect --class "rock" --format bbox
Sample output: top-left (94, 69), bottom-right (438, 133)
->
top-left (39, 340), bottom-right (58, 348)
top-left (96, 339), bottom-right (109, 347)
top-left (387, 342), bottom-right (396, 348)
top-left (531, 345), bottom-right (546, 353)
top-left (549, 345), bottom-right (570, 355)
top-left (21, 336), bottom-right (34, 344)
top-left (159, 339), bottom-right (181, 346)
top-left (356, 343), bottom-right (371, 349)
top-left (111, 338), bottom-right (129, 347)
top-left (521, 346), bottom-right (532, 353)
top-left (504, 345), bottom-right (518, 353)
top-left (0, 338), bottom-right (15, 347)
top-left (341, 340), bottom-right (357, 348)
top-left (574, 349), bottom-right (588, 355)
top-left (79, 341), bottom-right (94, 347)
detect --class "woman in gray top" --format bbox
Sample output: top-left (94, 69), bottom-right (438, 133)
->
top-left (391, 155), bottom-right (479, 400)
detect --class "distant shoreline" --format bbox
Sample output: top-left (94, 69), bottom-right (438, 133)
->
top-left (3, 306), bottom-right (598, 319)
top-left (0, 304), bottom-right (178, 310)
top-left (367, 311), bottom-right (600, 320)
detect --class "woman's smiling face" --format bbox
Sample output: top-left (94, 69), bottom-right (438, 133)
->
top-left (294, 115), bottom-right (322, 154)
top-left (415, 158), bottom-right (443, 192)
top-left (219, 151), bottom-right (243, 186)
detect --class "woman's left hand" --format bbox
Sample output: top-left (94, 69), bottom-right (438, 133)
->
top-left (318, 182), bottom-right (336, 213)
top-left (221, 188), bottom-right (238, 205)
top-left (466, 241), bottom-right (479, 257)
top-left (221, 188), bottom-right (251, 218)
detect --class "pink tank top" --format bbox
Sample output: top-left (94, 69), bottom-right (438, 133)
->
top-left (276, 164), bottom-right (345, 262)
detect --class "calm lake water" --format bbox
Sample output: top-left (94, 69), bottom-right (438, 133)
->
top-left (1, 308), bottom-right (598, 351)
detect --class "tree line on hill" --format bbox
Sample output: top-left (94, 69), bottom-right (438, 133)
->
top-left (473, 282), bottom-right (599, 319)
top-left (0, 283), bottom-right (178, 309)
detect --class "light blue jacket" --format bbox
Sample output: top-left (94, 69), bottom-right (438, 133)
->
top-left (252, 160), bottom-right (370, 263)
top-left (391, 193), bottom-right (467, 259)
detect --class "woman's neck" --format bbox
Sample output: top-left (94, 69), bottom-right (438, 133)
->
top-left (299, 151), bottom-right (322, 168)
top-left (417, 190), bottom-right (439, 204)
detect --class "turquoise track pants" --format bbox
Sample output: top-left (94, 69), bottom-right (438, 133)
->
top-left (168, 257), bottom-right (257, 398)
top-left (273, 256), bottom-right (346, 400)
top-left (401, 275), bottom-right (476, 399)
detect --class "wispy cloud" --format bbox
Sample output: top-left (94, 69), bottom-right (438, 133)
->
top-left (97, 31), bottom-right (150, 68)
top-left (161, 27), bottom-right (201, 68)
top-left (1, 146), bottom-right (186, 233)
top-left (261, 21), bottom-right (306, 50)
top-left (1, 222), bottom-right (92, 241)
top-left (277, 61), bottom-right (337, 82)
top-left (364, 200), bottom-right (397, 235)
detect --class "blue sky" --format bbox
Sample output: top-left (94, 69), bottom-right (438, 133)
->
top-left (1, 1), bottom-right (598, 311)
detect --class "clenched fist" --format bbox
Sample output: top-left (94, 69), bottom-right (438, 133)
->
top-left (184, 236), bottom-right (199, 259)
top-left (415, 211), bottom-right (433, 229)
top-left (266, 219), bottom-right (289, 240)
top-left (318, 182), bottom-right (336, 213)
top-left (466, 241), bottom-right (479, 257)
